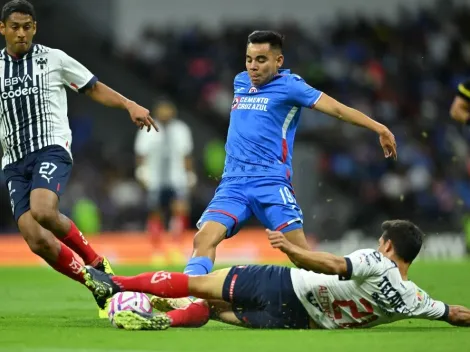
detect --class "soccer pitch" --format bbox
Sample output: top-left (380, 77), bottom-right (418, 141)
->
top-left (0, 261), bottom-right (469, 352)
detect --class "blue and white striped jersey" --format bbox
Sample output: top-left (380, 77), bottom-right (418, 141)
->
top-left (0, 44), bottom-right (97, 168)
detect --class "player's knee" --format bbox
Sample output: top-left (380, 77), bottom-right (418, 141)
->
top-left (193, 228), bottom-right (225, 251)
top-left (30, 206), bottom-right (57, 228)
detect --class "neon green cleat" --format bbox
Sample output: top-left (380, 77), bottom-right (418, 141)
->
top-left (113, 310), bottom-right (171, 331)
top-left (100, 257), bottom-right (115, 275)
top-left (93, 257), bottom-right (115, 319)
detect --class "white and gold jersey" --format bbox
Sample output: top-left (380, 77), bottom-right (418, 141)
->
top-left (291, 249), bottom-right (448, 329)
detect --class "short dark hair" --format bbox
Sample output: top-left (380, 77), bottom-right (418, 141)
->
top-left (381, 220), bottom-right (424, 263)
top-left (247, 30), bottom-right (284, 51)
top-left (1, 0), bottom-right (36, 23)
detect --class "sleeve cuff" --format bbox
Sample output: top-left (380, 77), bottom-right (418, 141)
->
top-left (339, 257), bottom-right (352, 281)
top-left (309, 92), bottom-right (323, 108)
top-left (78, 75), bottom-right (98, 93)
top-left (458, 83), bottom-right (470, 101)
top-left (438, 304), bottom-right (450, 321)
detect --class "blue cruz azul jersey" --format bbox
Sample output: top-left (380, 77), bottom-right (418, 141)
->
top-left (224, 69), bottom-right (322, 179)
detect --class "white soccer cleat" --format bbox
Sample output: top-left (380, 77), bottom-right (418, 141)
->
top-left (150, 296), bottom-right (193, 312)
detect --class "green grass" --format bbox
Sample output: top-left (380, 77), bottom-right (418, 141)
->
top-left (0, 262), bottom-right (469, 352)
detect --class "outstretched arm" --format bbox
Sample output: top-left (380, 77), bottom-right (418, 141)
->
top-left (85, 82), bottom-right (158, 132)
top-left (446, 305), bottom-right (470, 327)
top-left (267, 230), bottom-right (348, 276)
top-left (287, 76), bottom-right (396, 160)
top-left (313, 94), bottom-right (397, 160)
top-left (58, 50), bottom-right (158, 132)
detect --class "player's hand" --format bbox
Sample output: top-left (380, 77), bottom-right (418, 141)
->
top-left (127, 101), bottom-right (159, 132)
top-left (266, 229), bottom-right (295, 254)
top-left (378, 127), bottom-right (397, 160)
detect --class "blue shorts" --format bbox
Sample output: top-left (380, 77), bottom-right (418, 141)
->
top-left (3, 145), bottom-right (73, 222)
top-left (197, 176), bottom-right (303, 237)
top-left (222, 265), bottom-right (310, 329)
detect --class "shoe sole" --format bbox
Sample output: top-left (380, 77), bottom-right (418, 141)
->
top-left (82, 269), bottom-right (112, 319)
top-left (113, 311), bottom-right (171, 330)
top-left (83, 271), bottom-right (112, 299)
top-left (83, 271), bottom-right (99, 293)
top-left (100, 258), bottom-right (115, 318)
top-left (150, 296), bottom-right (193, 312)
top-left (150, 296), bottom-right (175, 312)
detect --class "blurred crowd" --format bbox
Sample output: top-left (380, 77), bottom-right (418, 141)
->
top-left (1, 0), bottom-right (470, 237)
top-left (119, 0), bottom-right (470, 236)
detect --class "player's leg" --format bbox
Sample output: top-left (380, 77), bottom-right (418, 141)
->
top-left (27, 146), bottom-right (114, 317)
top-left (218, 265), bottom-right (310, 329)
top-left (30, 188), bottom-right (104, 264)
top-left (11, 186), bottom-right (110, 316)
top-left (155, 187), bottom-right (251, 312)
top-left (250, 177), bottom-right (311, 264)
top-left (110, 265), bottom-right (307, 330)
top-left (107, 271), bottom-right (233, 331)
top-left (18, 211), bottom-right (85, 283)
top-left (113, 299), bottom-right (242, 331)
top-left (148, 299), bottom-right (241, 329)
top-left (168, 188), bottom-right (190, 238)
top-left (84, 265), bottom-right (253, 330)
top-left (160, 188), bottom-right (188, 265)
top-left (184, 221), bottom-right (226, 275)
top-left (206, 299), bottom-right (244, 326)
top-left (83, 266), bottom-right (231, 301)
top-left (146, 188), bottom-right (167, 264)
top-left (151, 216), bottom-right (234, 312)
top-left (184, 177), bottom-right (252, 276)
top-left (161, 265), bottom-right (310, 329)
top-left (4, 159), bottom-right (85, 283)
top-left (28, 146), bottom-right (105, 268)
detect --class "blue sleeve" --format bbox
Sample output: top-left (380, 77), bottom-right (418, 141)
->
top-left (287, 75), bottom-right (323, 108)
top-left (233, 72), bottom-right (248, 93)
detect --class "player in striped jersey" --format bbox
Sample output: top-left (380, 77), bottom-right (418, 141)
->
top-left (0, 0), bottom-right (158, 318)
top-left (450, 78), bottom-right (470, 124)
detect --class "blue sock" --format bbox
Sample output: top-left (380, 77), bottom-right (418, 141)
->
top-left (184, 256), bottom-right (214, 276)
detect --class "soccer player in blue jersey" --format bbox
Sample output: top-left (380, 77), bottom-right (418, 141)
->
top-left (155, 30), bottom-right (397, 309)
